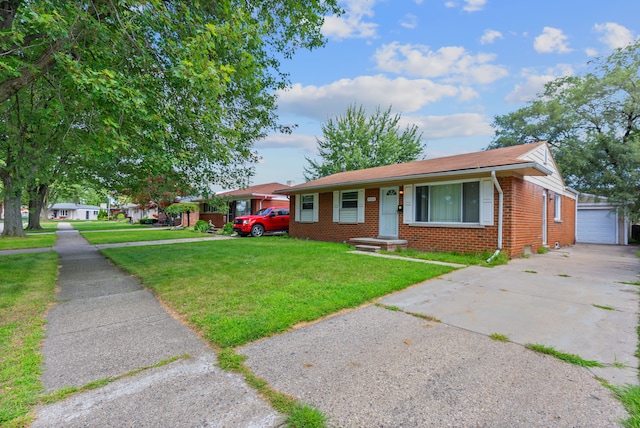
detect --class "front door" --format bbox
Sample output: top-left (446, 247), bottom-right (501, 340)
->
top-left (379, 187), bottom-right (399, 238)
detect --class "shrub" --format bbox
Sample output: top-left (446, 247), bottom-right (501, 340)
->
top-left (140, 217), bottom-right (158, 225)
top-left (194, 220), bottom-right (210, 233)
top-left (97, 209), bottom-right (108, 220)
top-left (116, 213), bottom-right (126, 220)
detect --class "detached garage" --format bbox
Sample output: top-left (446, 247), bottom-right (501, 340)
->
top-left (577, 196), bottom-right (629, 245)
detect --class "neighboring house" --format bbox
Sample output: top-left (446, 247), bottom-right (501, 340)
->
top-left (121, 203), bottom-right (159, 223)
top-left (49, 203), bottom-right (101, 221)
top-left (190, 182), bottom-right (291, 228)
top-left (276, 142), bottom-right (577, 258)
top-left (576, 194), bottom-right (629, 245)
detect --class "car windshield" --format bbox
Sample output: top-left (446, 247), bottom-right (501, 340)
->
top-left (255, 208), bottom-right (271, 216)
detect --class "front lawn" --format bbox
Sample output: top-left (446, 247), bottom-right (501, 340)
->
top-left (70, 221), bottom-right (152, 231)
top-left (0, 252), bottom-right (58, 425)
top-left (102, 238), bottom-right (456, 347)
top-left (381, 248), bottom-right (508, 266)
top-left (0, 235), bottom-right (57, 251)
top-left (81, 229), bottom-right (210, 244)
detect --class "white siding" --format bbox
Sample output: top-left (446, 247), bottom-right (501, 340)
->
top-left (522, 143), bottom-right (575, 199)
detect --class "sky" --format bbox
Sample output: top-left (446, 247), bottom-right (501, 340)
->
top-left (243, 0), bottom-right (639, 190)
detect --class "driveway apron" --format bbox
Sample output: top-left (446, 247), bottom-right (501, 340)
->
top-left (240, 244), bottom-right (635, 427)
top-left (33, 223), bottom-right (282, 427)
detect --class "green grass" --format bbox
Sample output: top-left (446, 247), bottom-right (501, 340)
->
top-left (489, 333), bottom-right (510, 342)
top-left (70, 221), bottom-right (152, 231)
top-left (102, 238), bottom-right (455, 348)
top-left (592, 304), bottom-right (615, 311)
top-left (0, 234), bottom-right (57, 250)
top-left (381, 248), bottom-right (508, 266)
top-left (81, 229), bottom-right (210, 244)
top-left (613, 384), bottom-right (640, 427)
top-left (524, 343), bottom-right (603, 367)
top-left (0, 252), bottom-right (58, 425)
top-left (24, 222), bottom-right (59, 234)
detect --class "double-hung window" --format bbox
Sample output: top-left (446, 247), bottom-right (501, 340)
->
top-left (554, 195), bottom-right (562, 221)
top-left (332, 189), bottom-right (365, 223)
top-left (414, 181), bottom-right (480, 223)
top-left (296, 193), bottom-right (318, 222)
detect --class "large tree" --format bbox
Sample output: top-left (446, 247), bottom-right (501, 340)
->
top-left (489, 41), bottom-right (640, 219)
top-left (0, 0), bottom-right (341, 237)
top-left (304, 104), bottom-right (425, 180)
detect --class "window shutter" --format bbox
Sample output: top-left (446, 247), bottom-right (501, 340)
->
top-left (294, 195), bottom-right (300, 222)
top-left (480, 178), bottom-right (494, 226)
top-left (333, 191), bottom-right (339, 223)
top-left (403, 185), bottom-right (413, 224)
top-left (312, 193), bottom-right (319, 223)
top-left (357, 189), bottom-right (365, 223)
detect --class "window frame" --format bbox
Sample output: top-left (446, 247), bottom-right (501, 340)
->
top-left (413, 179), bottom-right (482, 225)
top-left (296, 193), bottom-right (319, 223)
top-left (554, 194), bottom-right (562, 222)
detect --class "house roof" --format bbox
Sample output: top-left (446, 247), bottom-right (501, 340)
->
top-left (277, 142), bottom-right (552, 194)
top-left (49, 203), bottom-right (101, 210)
top-left (217, 182), bottom-right (291, 199)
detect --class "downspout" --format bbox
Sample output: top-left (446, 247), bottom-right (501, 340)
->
top-left (487, 170), bottom-right (504, 263)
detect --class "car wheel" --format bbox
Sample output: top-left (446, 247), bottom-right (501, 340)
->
top-left (250, 224), bottom-right (265, 237)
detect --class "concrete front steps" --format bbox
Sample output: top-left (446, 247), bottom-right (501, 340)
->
top-left (349, 237), bottom-right (408, 252)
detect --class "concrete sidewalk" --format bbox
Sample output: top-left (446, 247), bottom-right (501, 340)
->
top-left (33, 223), bottom-right (282, 427)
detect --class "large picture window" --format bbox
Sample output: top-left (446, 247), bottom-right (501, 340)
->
top-left (414, 181), bottom-right (480, 223)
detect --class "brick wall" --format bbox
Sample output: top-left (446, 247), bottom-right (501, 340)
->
top-left (289, 177), bottom-right (575, 258)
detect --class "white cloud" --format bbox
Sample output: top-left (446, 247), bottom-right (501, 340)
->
top-left (444, 1), bottom-right (457, 8)
top-left (594, 22), bottom-right (636, 50)
top-left (255, 133), bottom-right (318, 153)
top-left (322, 0), bottom-right (378, 40)
top-left (504, 64), bottom-right (573, 103)
top-left (585, 47), bottom-right (599, 57)
top-left (276, 75), bottom-right (469, 120)
top-left (480, 29), bottom-right (503, 45)
top-left (463, 0), bottom-right (487, 12)
top-left (400, 14), bottom-right (418, 29)
top-left (534, 27), bottom-right (572, 54)
top-left (373, 42), bottom-right (509, 84)
top-left (401, 113), bottom-right (493, 140)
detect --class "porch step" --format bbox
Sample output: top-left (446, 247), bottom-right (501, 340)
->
top-left (354, 244), bottom-right (382, 253)
top-left (349, 237), bottom-right (408, 252)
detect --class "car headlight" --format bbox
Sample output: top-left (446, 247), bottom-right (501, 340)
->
top-left (243, 219), bottom-right (250, 225)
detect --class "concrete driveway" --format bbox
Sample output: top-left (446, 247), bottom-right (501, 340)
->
top-left (381, 243), bottom-right (640, 386)
top-left (240, 244), bottom-right (637, 426)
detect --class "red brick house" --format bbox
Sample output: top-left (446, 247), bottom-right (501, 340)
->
top-left (275, 142), bottom-right (576, 258)
top-left (190, 182), bottom-right (291, 228)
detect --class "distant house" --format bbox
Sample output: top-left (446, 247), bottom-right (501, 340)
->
top-left (576, 194), bottom-right (629, 245)
top-left (275, 142), bottom-right (577, 258)
top-left (48, 203), bottom-right (101, 221)
top-left (189, 182), bottom-right (291, 228)
top-left (121, 203), bottom-right (159, 223)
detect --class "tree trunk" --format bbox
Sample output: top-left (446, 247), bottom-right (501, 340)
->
top-left (1, 183), bottom-right (26, 237)
top-left (26, 183), bottom-right (48, 230)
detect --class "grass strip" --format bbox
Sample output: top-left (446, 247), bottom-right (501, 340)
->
top-left (380, 248), bottom-right (508, 266)
top-left (218, 348), bottom-right (326, 427)
top-left (0, 235), bottom-right (56, 250)
top-left (0, 252), bottom-right (58, 425)
top-left (612, 384), bottom-right (640, 428)
top-left (81, 229), bottom-right (210, 244)
top-left (69, 221), bottom-right (152, 231)
top-left (524, 343), bottom-right (603, 367)
top-left (102, 238), bottom-right (455, 347)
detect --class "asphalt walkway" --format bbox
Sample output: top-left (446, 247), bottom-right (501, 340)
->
top-left (28, 224), bottom-right (634, 427)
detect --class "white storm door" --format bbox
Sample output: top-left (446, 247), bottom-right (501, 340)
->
top-left (379, 187), bottom-right (399, 238)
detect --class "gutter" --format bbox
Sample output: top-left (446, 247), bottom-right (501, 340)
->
top-left (487, 170), bottom-right (504, 263)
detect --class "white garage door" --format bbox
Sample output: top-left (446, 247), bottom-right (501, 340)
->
top-left (577, 208), bottom-right (617, 244)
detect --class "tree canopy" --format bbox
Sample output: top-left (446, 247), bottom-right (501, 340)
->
top-left (0, 0), bottom-right (341, 236)
top-left (304, 104), bottom-right (425, 180)
top-left (489, 41), bottom-right (640, 219)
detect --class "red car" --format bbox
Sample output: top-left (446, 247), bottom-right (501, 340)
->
top-left (233, 206), bottom-right (290, 237)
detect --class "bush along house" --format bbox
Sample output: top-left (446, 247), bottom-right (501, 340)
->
top-left (275, 142), bottom-right (577, 258)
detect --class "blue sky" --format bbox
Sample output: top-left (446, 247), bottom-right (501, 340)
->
top-left (244, 0), bottom-right (639, 190)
